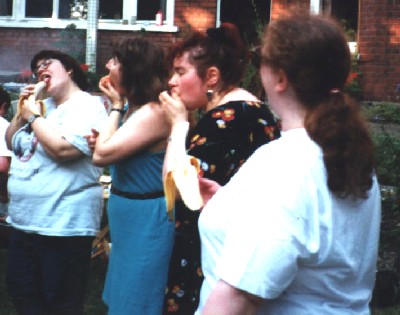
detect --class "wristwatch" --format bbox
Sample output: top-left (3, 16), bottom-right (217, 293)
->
top-left (28, 114), bottom-right (41, 125)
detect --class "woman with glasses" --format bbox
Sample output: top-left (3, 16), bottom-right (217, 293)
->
top-left (5, 50), bottom-right (107, 315)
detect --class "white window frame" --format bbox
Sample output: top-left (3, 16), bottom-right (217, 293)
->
top-left (0, 0), bottom-right (178, 32)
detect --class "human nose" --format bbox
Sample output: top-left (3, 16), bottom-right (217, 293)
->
top-left (105, 59), bottom-right (112, 70)
top-left (168, 74), bottom-right (178, 87)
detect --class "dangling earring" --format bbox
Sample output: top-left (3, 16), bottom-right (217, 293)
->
top-left (206, 89), bottom-right (213, 102)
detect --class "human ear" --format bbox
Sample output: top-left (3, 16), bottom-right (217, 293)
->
top-left (275, 69), bottom-right (289, 93)
top-left (205, 66), bottom-right (220, 88)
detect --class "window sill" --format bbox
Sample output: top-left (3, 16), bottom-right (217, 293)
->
top-left (0, 19), bottom-right (179, 32)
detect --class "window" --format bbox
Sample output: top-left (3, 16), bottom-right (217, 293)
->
top-left (0, 0), bottom-right (12, 16)
top-left (0, 0), bottom-right (177, 32)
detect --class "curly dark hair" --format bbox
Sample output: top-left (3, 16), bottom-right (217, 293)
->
top-left (261, 14), bottom-right (374, 199)
top-left (30, 50), bottom-right (88, 91)
top-left (111, 37), bottom-right (168, 105)
top-left (167, 22), bottom-right (247, 93)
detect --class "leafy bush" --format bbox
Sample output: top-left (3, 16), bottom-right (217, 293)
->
top-left (363, 103), bottom-right (400, 124)
top-left (372, 129), bottom-right (400, 186)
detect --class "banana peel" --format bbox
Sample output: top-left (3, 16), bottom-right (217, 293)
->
top-left (16, 81), bottom-right (47, 118)
top-left (164, 155), bottom-right (204, 221)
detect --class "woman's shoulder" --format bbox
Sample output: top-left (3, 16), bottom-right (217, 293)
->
top-left (125, 101), bottom-right (169, 133)
top-left (215, 99), bottom-right (277, 125)
top-left (133, 101), bottom-right (165, 121)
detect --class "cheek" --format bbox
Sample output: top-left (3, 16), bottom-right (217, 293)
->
top-left (179, 80), bottom-right (207, 109)
top-left (181, 73), bottom-right (203, 94)
top-left (260, 67), bottom-right (272, 93)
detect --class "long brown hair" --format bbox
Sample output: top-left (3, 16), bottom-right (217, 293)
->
top-left (261, 14), bottom-right (374, 198)
top-left (111, 37), bottom-right (168, 105)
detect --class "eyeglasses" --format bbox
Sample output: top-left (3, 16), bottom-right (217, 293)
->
top-left (32, 59), bottom-right (53, 78)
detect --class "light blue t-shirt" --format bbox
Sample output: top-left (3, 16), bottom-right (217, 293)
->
top-left (8, 91), bottom-right (108, 236)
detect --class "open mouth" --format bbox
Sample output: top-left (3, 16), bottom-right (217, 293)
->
top-left (39, 74), bottom-right (51, 83)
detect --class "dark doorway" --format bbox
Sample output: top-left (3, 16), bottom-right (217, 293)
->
top-left (331, 0), bottom-right (358, 41)
top-left (220, 0), bottom-right (271, 45)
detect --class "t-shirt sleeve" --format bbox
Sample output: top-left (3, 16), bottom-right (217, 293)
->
top-left (0, 118), bottom-right (11, 157)
top-left (61, 95), bottom-right (108, 156)
top-left (213, 146), bottom-right (322, 299)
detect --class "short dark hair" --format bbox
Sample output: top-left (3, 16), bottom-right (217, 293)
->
top-left (30, 50), bottom-right (88, 91)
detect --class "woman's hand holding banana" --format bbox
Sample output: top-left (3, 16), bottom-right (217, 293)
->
top-left (17, 81), bottom-right (47, 119)
top-left (159, 91), bottom-right (204, 220)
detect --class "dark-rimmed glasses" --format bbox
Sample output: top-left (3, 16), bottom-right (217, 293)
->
top-left (32, 59), bottom-right (52, 79)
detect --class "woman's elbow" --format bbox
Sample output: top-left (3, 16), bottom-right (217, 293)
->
top-left (92, 152), bottom-right (109, 167)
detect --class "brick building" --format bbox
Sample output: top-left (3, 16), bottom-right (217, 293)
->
top-left (0, 0), bottom-right (398, 102)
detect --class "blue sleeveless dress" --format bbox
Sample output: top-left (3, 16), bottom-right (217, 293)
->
top-left (102, 150), bottom-right (175, 314)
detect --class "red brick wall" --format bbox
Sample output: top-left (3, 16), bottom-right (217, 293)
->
top-left (358, 0), bottom-right (400, 102)
top-left (0, 0), bottom-right (217, 78)
top-left (271, 0), bottom-right (310, 19)
top-left (0, 28), bottom-right (60, 76)
top-left (174, 0), bottom-right (216, 33)
top-left (1, 0), bottom-right (399, 102)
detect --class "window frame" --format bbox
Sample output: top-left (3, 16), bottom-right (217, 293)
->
top-left (0, 0), bottom-right (178, 32)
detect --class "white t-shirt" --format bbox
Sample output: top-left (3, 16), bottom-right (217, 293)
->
top-left (0, 116), bottom-right (11, 157)
top-left (197, 128), bottom-right (381, 315)
top-left (8, 91), bottom-right (108, 236)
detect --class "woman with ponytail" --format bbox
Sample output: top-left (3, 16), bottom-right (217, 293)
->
top-left (159, 22), bottom-right (280, 314)
top-left (196, 14), bottom-right (381, 314)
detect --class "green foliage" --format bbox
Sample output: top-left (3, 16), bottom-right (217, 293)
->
top-left (241, 56), bottom-right (263, 99)
top-left (379, 185), bottom-right (400, 253)
top-left (339, 19), bottom-right (356, 42)
top-left (250, 0), bottom-right (265, 41)
top-left (240, 0), bottom-right (264, 98)
top-left (85, 70), bottom-right (101, 93)
top-left (362, 103), bottom-right (400, 186)
top-left (372, 128), bottom-right (400, 187)
top-left (366, 103), bottom-right (400, 281)
top-left (344, 55), bottom-right (363, 100)
top-left (363, 103), bottom-right (400, 124)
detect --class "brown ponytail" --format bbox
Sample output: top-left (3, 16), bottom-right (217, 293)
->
top-left (305, 92), bottom-right (374, 198)
top-left (261, 14), bottom-right (374, 198)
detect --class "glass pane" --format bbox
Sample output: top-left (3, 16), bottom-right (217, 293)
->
top-left (26, 0), bottom-right (52, 18)
top-left (60, 0), bottom-right (87, 19)
top-left (99, 0), bottom-right (122, 19)
top-left (137, 0), bottom-right (162, 20)
top-left (0, 0), bottom-right (12, 16)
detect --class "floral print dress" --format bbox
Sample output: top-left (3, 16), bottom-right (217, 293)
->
top-left (163, 100), bottom-right (281, 314)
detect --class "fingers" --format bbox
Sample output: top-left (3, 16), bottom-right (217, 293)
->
top-left (84, 129), bottom-right (99, 152)
top-left (198, 176), bottom-right (221, 206)
top-left (20, 85), bottom-right (35, 99)
top-left (91, 128), bottom-right (99, 136)
top-left (159, 90), bottom-right (171, 104)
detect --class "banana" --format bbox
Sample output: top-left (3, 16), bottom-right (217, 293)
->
top-left (163, 122), bottom-right (204, 220)
top-left (16, 81), bottom-right (47, 118)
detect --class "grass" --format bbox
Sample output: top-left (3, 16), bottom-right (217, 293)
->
top-left (373, 306), bottom-right (400, 315)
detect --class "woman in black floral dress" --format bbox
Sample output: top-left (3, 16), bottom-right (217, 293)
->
top-left (160, 22), bottom-right (281, 314)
